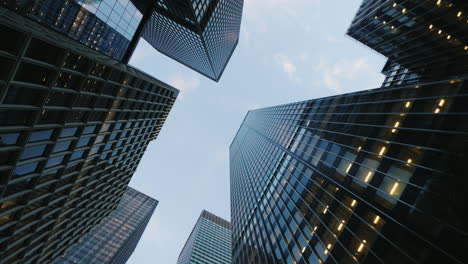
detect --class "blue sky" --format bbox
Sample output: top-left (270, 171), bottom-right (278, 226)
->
top-left (127, 0), bottom-right (386, 263)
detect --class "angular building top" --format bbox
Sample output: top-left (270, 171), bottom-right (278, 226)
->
top-left (0, 0), bottom-right (153, 61)
top-left (0, 7), bottom-right (177, 263)
top-left (54, 187), bottom-right (158, 264)
top-left (177, 210), bottom-right (231, 264)
top-left (142, 0), bottom-right (244, 81)
top-left (347, 0), bottom-right (468, 79)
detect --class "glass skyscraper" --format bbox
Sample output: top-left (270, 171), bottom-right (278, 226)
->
top-left (347, 0), bottom-right (468, 80)
top-left (230, 1), bottom-right (468, 264)
top-left (54, 187), bottom-right (158, 264)
top-left (177, 210), bottom-right (231, 264)
top-left (1, 0), bottom-right (153, 61)
top-left (0, 7), bottom-right (177, 264)
top-left (141, 0), bottom-right (244, 81)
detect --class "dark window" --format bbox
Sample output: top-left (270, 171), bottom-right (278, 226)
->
top-left (59, 127), bottom-right (77, 138)
top-left (29, 130), bottom-right (53, 142)
top-left (20, 145), bottom-right (47, 160)
top-left (52, 141), bottom-right (72, 153)
top-left (3, 86), bottom-right (45, 106)
top-left (25, 38), bottom-right (62, 66)
top-left (14, 162), bottom-right (39, 176)
top-left (45, 155), bottom-right (65, 168)
top-left (0, 132), bottom-right (20, 146)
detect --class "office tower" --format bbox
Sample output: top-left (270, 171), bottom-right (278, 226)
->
top-left (230, 78), bottom-right (468, 264)
top-left (0, 0), bottom-right (154, 61)
top-left (177, 210), bottom-right (231, 264)
top-left (347, 0), bottom-right (468, 80)
top-left (0, 8), bottom-right (178, 264)
top-left (54, 187), bottom-right (158, 264)
top-left (141, 0), bottom-right (244, 81)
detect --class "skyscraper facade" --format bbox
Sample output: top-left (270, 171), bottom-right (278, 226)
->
top-left (0, 8), bottom-right (177, 264)
top-left (54, 187), bottom-right (158, 264)
top-left (177, 210), bottom-right (231, 264)
top-left (230, 78), bottom-right (468, 264)
top-left (0, 0), bottom-right (153, 61)
top-left (347, 0), bottom-right (468, 80)
top-left (141, 0), bottom-right (244, 81)
top-left (230, 1), bottom-right (468, 263)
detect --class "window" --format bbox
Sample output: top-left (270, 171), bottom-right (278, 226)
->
top-left (20, 145), bottom-right (47, 160)
top-left (76, 137), bottom-right (91, 147)
top-left (83, 125), bottom-right (96, 135)
top-left (70, 150), bottom-right (84, 161)
top-left (52, 141), bottom-right (72, 153)
top-left (59, 127), bottom-right (77, 138)
top-left (14, 162), bottom-right (39, 176)
top-left (45, 155), bottom-right (65, 168)
top-left (29, 129), bottom-right (53, 142)
top-left (0, 132), bottom-right (19, 146)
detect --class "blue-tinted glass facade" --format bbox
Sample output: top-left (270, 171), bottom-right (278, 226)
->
top-left (177, 210), bottom-right (231, 264)
top-left (141, 0), bottom-right (244, 81)
top-left (230, 78), bottom-right (468, 264)
top-left (0, 8), bottom-right (178, 264)
top-left (54, 187), bottom-right (158, 264)
top-left (1, 0), bottom-right (148, 61)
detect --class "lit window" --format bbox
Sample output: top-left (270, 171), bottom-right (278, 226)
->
top-left (438, 29), bottom-right (442, 34)
top-left (323, 206), bottom-right (329, 214)
top-left (405, 101), bottom-right (411, 108)
top-left (357, 146), bottom-right (362, 152)
top-left (429, 24), bottom-right (433, 29)
top-left (458, 11), bottom-right (463, 17)
top-left (346, 164), bottom-right (352, 173)
top-left (434, 108), bottom-right (441, 113)
top-left (364, 171), bottom-right (373, 182)
top-left (379, 146), bottom-right (386, 156)
top-left (357, 240), bottom-right (367, 253)
top-left (402, 8), bottom-right (406, 13)
top-left (406, 159), bottom-right (412, 166)
top-left (337, 220), bottom-right (345, 231)
top-left (392, 3), bottom-right (397, 7)
top-left (438, 99), bottom-right (445, 107)
top-left (436, 0), bottom-right (442, 6)
top-left (373, 215), bottom-right (380, 225)
top-left (351, 199), bottom-right (357, 207)
top-left (389, 182), bottom-right (399, 195)
top-left (324, 243), bottom-right (332, 254)
top-left (447, 35), bottom-right (451, 40)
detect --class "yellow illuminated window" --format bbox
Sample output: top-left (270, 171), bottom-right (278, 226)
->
top-left (405, 101), bottom-right (411, 108)
top-left (439, 99), bottom-right (445, 107)
top-left (374, 16), bottom-right (378, 19)
top-left (302, 247), bottom-right (306, 253)
top-left (357, 146), bottom-right (362, 151)
top-left (434, 108), bottom-right (441, 113)
top-left (364, 171), bottom-right (373, 182)
top-left (337, 220), bottom-right (345, 231)
top-left (323, 206), bottom-right (329, 214)
top-left (357, 240), bottom-right (367, 253)
top-left (458, 11), bottom-right (463, 17)
top-left (402, 8), bottom-right (406, 14)
top-left (438, 29), bottom-right (442, 34)
top-left (465, 46), bottom-right (468, 50)
top-left (351, 199), bottom-right (357, 207)
top-left (346, 164), bottom-right (352, 173)
top-left (373, 215), bottom-right (381, 224)
top-left (394, 121), bottom-right (400, 127)
top-left (379, 146), bottom-right (386, 156)
top-left (389, 182), bottom-right (399, 195)
top-left (447, 35), bottom-right (451, 40)
top-left (436, 0), bottom-right (442, 6)
top-left (406, 159), bottom-right (412, 166)
top-left (429, 24), bottom-right (433, 29)
top-left (383, 21), bottom-right (387, 25)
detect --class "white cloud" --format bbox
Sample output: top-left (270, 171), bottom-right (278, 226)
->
top-left (316, 57), bottom-right (375, 93)
top-left (274, 53), bottom-right (301, 83)
top-left (168, 74), bottom-right (200, 100)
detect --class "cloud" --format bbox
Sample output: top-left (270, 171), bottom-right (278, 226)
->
top-left (274, 53), bottom-right (301, 83)
top-left (316, 57), bottom-right (374, 93)
top-left (168, 74), bottom-right (200, 100)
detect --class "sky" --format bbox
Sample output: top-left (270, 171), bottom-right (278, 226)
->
top-left (127, 0), bottom-right (386, 263)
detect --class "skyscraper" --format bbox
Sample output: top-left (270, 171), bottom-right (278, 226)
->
top-left (0, 7), bottom-right (177, 264)
top-left (177, 210), bottom-right (231, 264)
top-left (347, 0), bottom-right (468, 80)
top-left (230, 1), bottom-right (468, 263)
top-left (141, 0), bottom-right (244, 81)
top-left (0, 0), bottom-right (153, 61)
top-left (230, 78), bottom-right (468, 264)
top-left (54, 187), bottom-right (158, 264)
